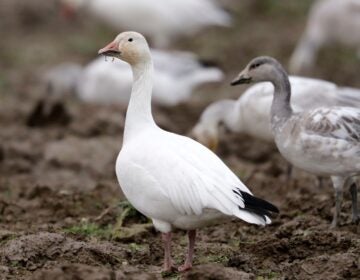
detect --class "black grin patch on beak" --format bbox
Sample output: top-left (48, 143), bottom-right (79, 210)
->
top-left (101, 50), bottom-right (121, 57)
top-left (230, 77), bottom-right (252, 86)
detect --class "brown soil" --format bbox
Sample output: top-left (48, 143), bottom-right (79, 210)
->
top-left (0, 0), bottom-right (359, 279)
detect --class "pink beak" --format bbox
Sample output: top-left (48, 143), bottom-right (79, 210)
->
top-left (98, 41), bottom-right (120, 56)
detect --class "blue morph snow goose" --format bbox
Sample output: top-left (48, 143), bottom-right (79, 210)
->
top-left (98, 32), bottom-right (278, 272)
top-left (191, 76), bottom-right (360, 151)
top-left (231, 56), bottom-right (360, 228)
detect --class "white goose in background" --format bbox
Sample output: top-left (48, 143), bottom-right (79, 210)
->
top-left (231, 56), bottom-right (360, 228)
top-left (61, 0), bottom-right (231, 48)
top-left (43, 63), bottom-right (82, 98)
top-left (191, 76), bottom-right (360, 151)
top-left (44, 50), bottom-right (223, 106)
top-left (289, 0), bottom-right (360, 74)
top-left (98, 32), bottom-right (278, 272)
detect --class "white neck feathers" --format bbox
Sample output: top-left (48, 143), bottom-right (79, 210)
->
top-left (123, 59), bottom-right (156, 143)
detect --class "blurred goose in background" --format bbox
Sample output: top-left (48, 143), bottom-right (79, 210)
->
top-left (98, 32), bottom-right (278, 272)
top-left (289, 0), bottom-right (360, 74)
top-left (192, 76), bottom-right (360, 151)
top-left (44, 50), bottom-right (223, 106)
top-left (43, 63), bottom-right (82, 98)
top-left (231, 56), bottom-right (360, 228)
top-left (61, 0), bottom-right (231, 48)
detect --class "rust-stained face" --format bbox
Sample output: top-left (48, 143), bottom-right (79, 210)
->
top-left (207, 136), bottom-right (219, 152)
top-left (98, 31), bottom-right (150, 66)
top-left (191, 124), bottom-right (219, 152)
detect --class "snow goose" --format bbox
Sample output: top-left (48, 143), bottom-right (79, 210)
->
top-left (43, 63), bottom-right (82, 98)
top-left (289, 0), bottom-right (360, 74)
top-left (45, 51), bottom-right (223, 106)
top-left (98, 32), bottom-right (279, 272)
top-left (191, 76), bottom-right (360, 151)
top-left (231, 56), bottom-right (360, 228)
top-left (61, 0), bottom-right (231, 48)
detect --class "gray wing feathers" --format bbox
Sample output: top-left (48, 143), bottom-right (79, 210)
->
top-left (304, 108), bottom-right (360, 142)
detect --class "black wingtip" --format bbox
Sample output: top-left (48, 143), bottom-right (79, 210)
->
top-left (237, 190), bottom-right (279, 218)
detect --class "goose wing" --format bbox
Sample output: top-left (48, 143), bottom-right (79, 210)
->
top-left (304, 107), bottom-right (360, 142)
top-left (122, 130), bottom-right (278, 225)
top-left (334, 87), bottom-right (360, 108)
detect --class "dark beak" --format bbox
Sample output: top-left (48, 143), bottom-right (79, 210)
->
top-left (98, 41), bottom-right (121, 57)
top-left (230, 71), bottom-right (252, 86)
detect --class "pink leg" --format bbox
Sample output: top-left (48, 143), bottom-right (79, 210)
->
top-left (178, 230), bottom-right (196, 272)
top-left (162, 232), bottom-right (175, 272)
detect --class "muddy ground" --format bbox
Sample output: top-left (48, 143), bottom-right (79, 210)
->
top-left (0, 0), bottom-right (359, 279)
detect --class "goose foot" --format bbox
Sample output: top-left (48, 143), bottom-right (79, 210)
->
top-left (178, 263), bottom-right (192, 272)
top-left (162, 264), bottom-right (177, 274)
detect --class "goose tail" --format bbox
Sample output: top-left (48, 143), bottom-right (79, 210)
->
top-left (235, 190), bottom-right (279, 226)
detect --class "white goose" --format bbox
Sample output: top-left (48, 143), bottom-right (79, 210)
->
top-left (43, 63), bottom-right (83, 98)
top-left (289, 0), bottom-right (360, 74)
top-left (231, 56), bottom-right (360, 228)
top-left (191, 76), bottom-right (360, 151)
top-left (98, 32), bottom-right (278, 272)
top-left (44, 50), bottom-right (223, 106)
top-left (61, 0), bottom-right (230, 48)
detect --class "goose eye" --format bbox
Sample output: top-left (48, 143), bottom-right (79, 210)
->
top-left (128, 38), bottom-right (133, 42)
top-left (251, 63), bottom-right (260, 69)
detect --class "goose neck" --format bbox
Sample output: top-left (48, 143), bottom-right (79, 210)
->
top-left (124, 60), bottom-right (156, 142)
top-left (270, 69), bottom-right (293, 128)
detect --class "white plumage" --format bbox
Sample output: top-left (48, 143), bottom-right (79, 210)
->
top-left (61, 0), bottom-right (231, 48)
top-left (43, 63), bottom-right (82, 98)
top-left (117, 128), bottom-right (272, 229)
top-left (44, 50), bottom-right (223, 106)
top-left (98, 32), bottom-right (278, 272)
top-left (289, 0), bottom-right (360, 74)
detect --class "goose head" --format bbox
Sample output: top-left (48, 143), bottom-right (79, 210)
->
top-left (98, 32), bottom-right (151, 66)
top-left (190, 100), bottom-right (239, 152)
top-left (230, 56), bottom-right (285, 86)
top-left (191, 122), bottom-right (219, 152)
